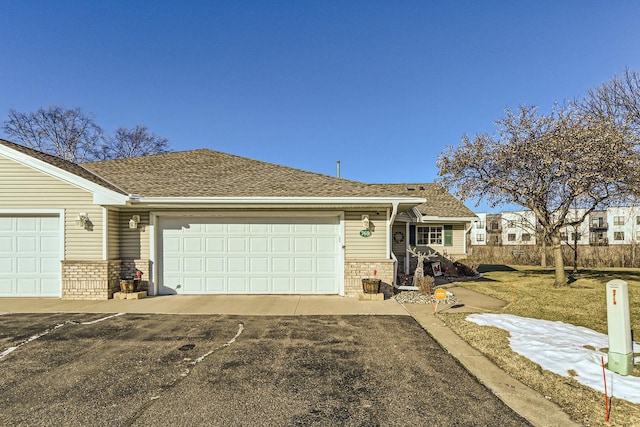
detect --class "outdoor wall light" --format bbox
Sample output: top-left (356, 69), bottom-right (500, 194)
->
top-left (75, 213), bottom-right (90, 229)
top-left (362, 215), bottom-right (370, 231)
top-left (129, 215), bottom-right (140, 229)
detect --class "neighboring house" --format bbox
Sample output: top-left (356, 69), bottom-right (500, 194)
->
top-left (370, 184), bottom-right (478, 276)
top-left (2, 139), bottom-right (438, 299)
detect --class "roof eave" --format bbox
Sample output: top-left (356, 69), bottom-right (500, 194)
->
top-left (0, 143), bottom-right (129, 205)
top-left (132, 196), bottom-right (426, 207)
top-left (417, 215), bottom-right (480, 223)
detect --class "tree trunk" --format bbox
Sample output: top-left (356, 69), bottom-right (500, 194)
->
top-left (551, 232), bottom-right (567, 286)
top-left (572, 229), bottom-right (578, 274)
top-left (540, 238), bottom-right (547, 267)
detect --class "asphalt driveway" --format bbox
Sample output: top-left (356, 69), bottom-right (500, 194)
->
top-left (0, 313), bottom-right (530, 426)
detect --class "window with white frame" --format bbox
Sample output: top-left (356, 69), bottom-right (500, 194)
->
top-left (521, 233), bottom-right (531, 242)
top-left (614, 231), bottom-right (625, 241)
top-left (417, 226), bottom-right (442, 245)
top-left (476, 233), bottom-right (485, 242)
top-left (636, 216), bottom-right (640, 225)
top-left (560, 232), bottom-right (568, 241)
top-left (614, 216), bottom-right (625, 226)
top-left (507, 233), bottom-right (516, 242)
top-left (636, 230), bottom-right (640, 240)
top-left (476, 221), bottom-right (485, 229)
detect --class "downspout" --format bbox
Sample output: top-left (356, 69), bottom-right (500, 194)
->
top-left (388, 202), bottom-right (399, 284)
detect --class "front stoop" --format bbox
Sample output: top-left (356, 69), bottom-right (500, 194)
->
top-left (357, 292), bottom-right (384, 301)
top-left (113, 291), bottom-right (148, 300)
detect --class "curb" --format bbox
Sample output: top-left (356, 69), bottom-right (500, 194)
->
top-left (402, 303), bottom-right (579, 427)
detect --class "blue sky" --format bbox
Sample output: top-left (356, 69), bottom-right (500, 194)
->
top-left (2, 1), bottom-right (640, 212)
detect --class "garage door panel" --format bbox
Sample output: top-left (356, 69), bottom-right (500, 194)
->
top-left (228, 224), bottom-right (246, 233)
top-left (228, 238), bottom-right (246, 252)
top-left (294, 258), bottom-right (313, 272)
top-left (272, 258), bottom-right (291, 273)
top-left (294, 237), bottom-right (313, 252)
top-left (250, 277), bottom-right (269, 292)
top-left (228, 277), bottom-right (247, 292)
top-left (206, 257), bottom-right (224, 272)
top-left (206, 277), bottom-right (225, 292)
top-left (0, 218), bottom-right (12, 231)
top-left (164, 236), bottom-right (181, 252)
top-left (164, 258), bottom-right (181, 273)
top-left (17, 258), bottom-right (37, 273)
top-left (272, 277), bottom-right (292, 292)
top-left (17, 236), bottom-right (37, 252)
top-left (317, 277), bottom-right (337, 293)
top-left (0, 258), bottom-right (13, 272)
top-left (205, 237), bottom-right (224, 252)
top-left (183, 237), bottom-right (202, 252)
top-left (40, 278), bottom-right (60, 296)
top-left (228, 258), bottom-right (247, 272)
top-left (317, 258), bottom-right (336, 273)
top-left (17, 278), bottom-right (37, 294)
top-left (294, 277), bottom-right (313, 292)
top-left (41, 258), bottom-right (60, 273)
top-left (41, 236), bottom-right (59, 253)
top-left (250, 257), bottom-right (269, 273)
top-left (184, 257), bottom-right (203, 272)
top-left (250, 237), bottom-right (269, 252)
top-left (0, 237), bottom-right (12, 250)
top-left (0, 215), bottom-right (61, 297)
top-left (272, 238), bottom-right (290, 252)
top-left (17, 217), bottom-right (38, 231)
top-left (184, 277), bottom-right (203, 292)
top-left (160, 216), bottom-right (340, 295)
top-left (0, 279), bottom-right (13, 293)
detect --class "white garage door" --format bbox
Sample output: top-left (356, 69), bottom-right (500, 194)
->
top-left (0, 215), bottom-right (61, 297)
top-left (159, 216), bottom-right (341, 295)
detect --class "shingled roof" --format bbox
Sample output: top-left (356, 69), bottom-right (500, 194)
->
top-left (83, 149), bottom-right (407, 198)
top-left (0, 138), bottom-right (128, 195)
top-left (369, 183), bottom-right (476, 218)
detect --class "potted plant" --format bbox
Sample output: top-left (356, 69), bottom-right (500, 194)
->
top-left (362, 269), bottom-right (381, 294)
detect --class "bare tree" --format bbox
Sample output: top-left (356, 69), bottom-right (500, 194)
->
top-left (3, 106), bottom-right (170, 162)
top-left (96, 125), bottom-right (169, 160)
top-left (3, 106), bottom-right (104, 162)
top-left (437, 104), bottom-right (640, 285)
top-left (583, 68), bottom-right (640, 130)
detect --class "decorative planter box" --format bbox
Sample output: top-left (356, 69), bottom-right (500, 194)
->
top-left (362, 278), bottom-right (381, 294)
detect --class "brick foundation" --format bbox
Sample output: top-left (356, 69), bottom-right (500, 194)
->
top-left (61, 259), bottom-right (150, 300)
top-left (344, 258), bottom-right (395, 296)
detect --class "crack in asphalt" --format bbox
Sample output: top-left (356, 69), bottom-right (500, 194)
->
top-left (124, 322), bottom-right (245, 427)
top-left (0, 313), bottom-right (126, 360)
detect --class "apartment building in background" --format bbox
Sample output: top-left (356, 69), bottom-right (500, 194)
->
top-left (470, 206), bottom-right (640, 246)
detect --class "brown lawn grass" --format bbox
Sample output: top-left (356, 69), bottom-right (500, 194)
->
top-left (439, 265), bottom-right (640, 426)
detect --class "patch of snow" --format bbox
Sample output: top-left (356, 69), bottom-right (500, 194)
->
top-left (467, 314), bottom-right (640, 403)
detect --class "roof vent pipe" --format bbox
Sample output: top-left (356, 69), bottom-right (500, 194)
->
top-left (337, 160), bottom-right (341, 178)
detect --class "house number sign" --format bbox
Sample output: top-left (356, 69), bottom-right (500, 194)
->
top-left (360, 229), bottom-right (372, 237)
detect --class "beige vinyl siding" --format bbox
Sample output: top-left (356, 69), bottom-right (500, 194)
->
top-left (120, 211), bottom-right (150, 260)
top-left (344, 211), bottom-right (387, 259)
top-left (448, 223), bottom-right (466, 255)
top-left (391, 224), bottom-right (407, 256)
top-left (107, 209), bottom-right (120, 260)
top-left (0, 156), bottom-right (103, 260)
